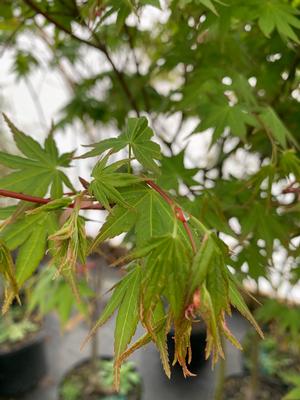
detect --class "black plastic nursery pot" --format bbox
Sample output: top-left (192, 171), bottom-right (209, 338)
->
top-left (167, 323), bottom-right (207, 373)
top-left (58, 356), bottom-right (142, 400)
top-left (223, 373), bottom-right (288, 400)
top-left (0, 330), bottom-right (47, 397)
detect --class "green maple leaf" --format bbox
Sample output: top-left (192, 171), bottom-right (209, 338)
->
top-left (254, 0), bottom-right (300, 42)
top-left (180, 0), bottom-right (225, 15)
top-left (1, 212), bottom-right (58, 286)
top-left (197, 0), bottom-right (225, 15)
top-left (0, 114), bottom-right (75, 198)
top-left (280, 150), bottom-right (300, 180)
top-left (84, 265), bottom-right (142, 386)
top-left (128, 234), bottom-right (191, 319)
top-left (198, 103), bottom-right (257, 142)
top-left (259, 107), bottom-right (298, 149)
top-left (89, 156), bottom-right (143, 210)
top-left (157, 150), bottom-right (198, 191)
top-left (89, 185), bottom-right (193, 251)
top-left (0, 206), bottom-right (17, 220)
top-left (80, 117), bottom-right (161, 173)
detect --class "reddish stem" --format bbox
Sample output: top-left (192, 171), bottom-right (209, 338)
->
top-left (0, 189), bottom-right (104, 210)
top-left (183, 220), bottom-right (197, 253)
top-left (146, 180), bottom-right (173, 206)
top-left (0, 182), bottom-right (198, 252)
top-left (146, 181), bottom-right (197, 253)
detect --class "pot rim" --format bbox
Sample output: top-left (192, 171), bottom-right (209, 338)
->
top-left (0, 328), bottom-right (46, 356)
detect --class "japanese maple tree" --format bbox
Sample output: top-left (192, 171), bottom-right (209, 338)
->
top-left (0, 0), bottom-right (299, 389)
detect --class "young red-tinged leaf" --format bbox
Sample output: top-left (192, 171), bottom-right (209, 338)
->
top-left (220, 312), bottom-right (242, 351)
top-left (115, 313), bottom-right (167, 369)
top-left (200, 285), bottom-right (224, 365)
top-left (172, 318), bottom-right (194, 377)
top-left (149, 301), bottom-right (170, 378)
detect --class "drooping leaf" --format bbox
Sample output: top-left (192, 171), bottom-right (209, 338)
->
top-left (228, 278), bottom-right (263, 338)
top-left (114, 265), bottom-right (141, 387)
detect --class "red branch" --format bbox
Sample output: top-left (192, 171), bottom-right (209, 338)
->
top-left (0, 189), bottom-right (104, 210)
top-left (146, 180), bottom-right (173, 206)
top-left (0, 182), bottom-right (198, 253)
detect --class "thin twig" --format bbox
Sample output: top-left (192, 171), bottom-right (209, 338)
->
top-left (22, 0), bottom-right (140, 115)
top-left (0, 189), bottom-right (104, 210)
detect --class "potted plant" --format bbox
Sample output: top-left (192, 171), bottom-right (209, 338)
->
top-left (59, 358), bottom-right (142, 400)
top-left (221, 294), bottom-right (300, 400)
top-left (0, 278), bottom-right (47, 397)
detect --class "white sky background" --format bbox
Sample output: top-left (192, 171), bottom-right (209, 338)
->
top-left (0, 6), bottom-right (299, 302)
